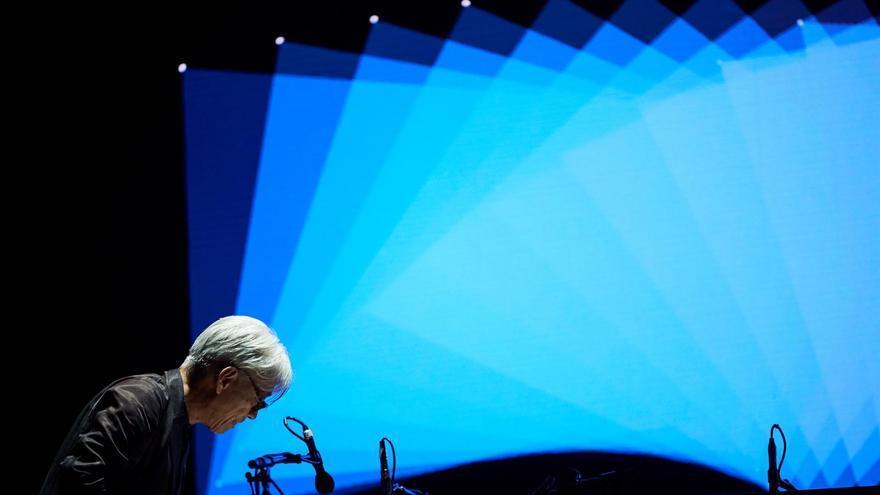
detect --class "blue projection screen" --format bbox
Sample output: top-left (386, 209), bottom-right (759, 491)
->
top-left (183, 2), bottom-right (880, 493)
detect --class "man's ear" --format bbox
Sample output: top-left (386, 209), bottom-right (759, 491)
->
top-left (216, 366), bottom-right (238, 395)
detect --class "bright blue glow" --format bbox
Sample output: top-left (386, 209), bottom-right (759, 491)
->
top-left (652, 18), bottom-right (712, 62)
top-left (184, 4), bottom-right (880, 493)
top-left (512, 31), bottom-right (580, 72)
top-left (236, 73), bottom-right (353, 323)
top-left (584, 22), bottom-right (646, 67)
top-left (716, 16), bottom-right (777, 58)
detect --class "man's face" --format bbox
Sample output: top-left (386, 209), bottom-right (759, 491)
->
top-left (207, 367), bottom-right (268, 434)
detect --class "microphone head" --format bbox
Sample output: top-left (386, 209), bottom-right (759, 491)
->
top-left (315, 471), bottom-right (335, 494)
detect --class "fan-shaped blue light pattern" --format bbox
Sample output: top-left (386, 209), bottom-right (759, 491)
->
top-left (183, 1), bottom-right (880, 493)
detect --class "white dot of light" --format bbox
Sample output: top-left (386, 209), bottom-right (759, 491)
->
top-left (369, 15), bottom-right (379, 24)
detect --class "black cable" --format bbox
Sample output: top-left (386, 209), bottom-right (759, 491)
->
top-left (283, 416), bottom-right (307, 443)
top-left (382, 437), bottom-right (397, 483)
top-left (771, 424), bottom-right (787, 473)
top-left (771, 424), bottom-right (798, 491)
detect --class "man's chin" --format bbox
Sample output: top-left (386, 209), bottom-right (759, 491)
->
top-left (211, 422), bottom-right (235, 434)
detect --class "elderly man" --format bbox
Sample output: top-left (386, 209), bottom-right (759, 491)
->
top-left (40, 315), bottom-right (293, 495)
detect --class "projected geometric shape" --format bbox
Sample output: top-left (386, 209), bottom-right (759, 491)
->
top-left (184, 2), bottom-right (880, 493)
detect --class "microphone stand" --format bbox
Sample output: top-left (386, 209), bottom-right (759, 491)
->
top-left (379, 437), bottom-right (429, 495)
top-left (246, 468), bottom-right (288, 495)
top-left (243, 417), bottom-right (331, 495)
top-left (769, 424), bottom-right (798, 493)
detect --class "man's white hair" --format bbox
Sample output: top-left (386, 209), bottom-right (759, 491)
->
top-left (182, 315), bottom-right (293, 403)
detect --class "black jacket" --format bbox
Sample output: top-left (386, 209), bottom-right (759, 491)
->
top-left (40, 369), bottom-right (191, 495)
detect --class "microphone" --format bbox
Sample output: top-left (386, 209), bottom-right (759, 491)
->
top-left (248, 452), bottom-right (302, 469)
top-left (380, 439), bottom-right (392, 495)
top-left (304, 427), bottom-right (335, 494)
top-left (768, 429), bottom-right (779, 493)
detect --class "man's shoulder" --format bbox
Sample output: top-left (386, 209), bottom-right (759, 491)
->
top-left (112, 372), bottom-right (164, 388)
top-left (99, 372), bottom-right (171, 418)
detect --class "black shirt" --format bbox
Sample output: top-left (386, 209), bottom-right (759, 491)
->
top-left (40, 369), bottom-right (191, 495)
